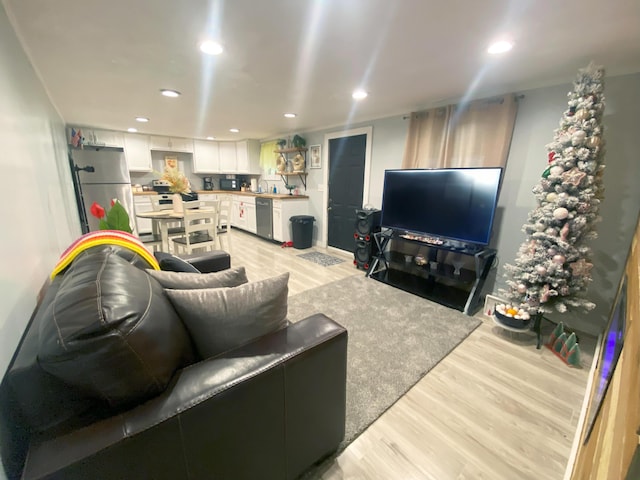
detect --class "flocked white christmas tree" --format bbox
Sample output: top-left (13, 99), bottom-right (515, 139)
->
top-left (502, 63), bottom-right (606, 315)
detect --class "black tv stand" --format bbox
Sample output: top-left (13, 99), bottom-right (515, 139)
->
top-left (366, 229), bottom-right (497, 315)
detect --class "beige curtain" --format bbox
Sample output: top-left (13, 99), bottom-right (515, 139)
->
top-left (402, 107), bottom-right (450, 168)
top-left (402, 94), bottom-right (518, 169)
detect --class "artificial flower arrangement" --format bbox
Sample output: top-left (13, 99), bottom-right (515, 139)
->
top-left (90, 199), bottom-right (132, 233)
top-left (160, 168), bottom-right (191, 194)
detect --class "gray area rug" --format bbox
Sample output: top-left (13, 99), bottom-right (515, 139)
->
top-left (287, 275), bottom-right (482, 459)
top-left (297, 251), bottom-right (345, 267)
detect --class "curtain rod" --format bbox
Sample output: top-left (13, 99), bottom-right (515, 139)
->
top-left (403, 93), bottom-right (526, 119)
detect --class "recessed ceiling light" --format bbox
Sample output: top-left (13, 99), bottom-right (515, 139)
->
top-left (135, 117), bottom-right (149, 123)
top-left (284, 113), bottom-right (297, 118)
top-left (206, 136), bottom-right (215, 140)
top-left (229, 128), bottom-right (239, 133)
top-left (127, 127), bottom-right (138, 133)
top-left (160, 89), bottom-right (181, 98)
top-left (352, 89), bottom-right (368, 100)
top-left (199, 40), bottom-right (224, 55)
top-left (488, 40), bottom-right (514, 54)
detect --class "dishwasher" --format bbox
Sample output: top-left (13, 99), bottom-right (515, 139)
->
top-left (256, 197), bottom-right (273, 240)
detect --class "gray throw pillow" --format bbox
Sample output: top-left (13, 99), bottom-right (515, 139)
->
top-left (166, 272), bottom-right (289, 358)
top-left (146, 266), bottom-right (248, 289)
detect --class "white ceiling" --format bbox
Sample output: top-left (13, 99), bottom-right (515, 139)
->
top-left (5, 0), bottom-right (640, 141)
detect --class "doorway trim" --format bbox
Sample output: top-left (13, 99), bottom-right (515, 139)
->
top-left (321, 126), bottom-right (373, 249)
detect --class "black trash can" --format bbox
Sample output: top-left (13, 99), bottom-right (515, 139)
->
top-left (290, 215), bottom-right (315, 249)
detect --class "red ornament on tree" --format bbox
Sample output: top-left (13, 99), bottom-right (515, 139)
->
top-left (547, 151), bottom-right (556, 164)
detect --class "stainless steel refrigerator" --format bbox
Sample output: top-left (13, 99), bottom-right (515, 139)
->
top-left (70, 147), bottom-right (135, 234)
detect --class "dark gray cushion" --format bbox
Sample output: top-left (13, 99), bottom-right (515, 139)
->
top-left (154, 251), bottom-right (200, 273)
top-left (38, 248), bottom-right (195, 409)
top-left (166, 273), bottom-right (289, 358)
top-left (146, 266), bottom-right (248, 289)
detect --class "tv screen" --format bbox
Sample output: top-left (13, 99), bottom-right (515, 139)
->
top-left (380, 167), bottom-right (503, 246)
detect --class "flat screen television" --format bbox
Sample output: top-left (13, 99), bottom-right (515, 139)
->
top-left (380, 167), bottom-right (503, 246)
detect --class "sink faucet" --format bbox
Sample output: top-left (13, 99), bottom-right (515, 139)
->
top-left (259, 179), bottom-right (269, 193)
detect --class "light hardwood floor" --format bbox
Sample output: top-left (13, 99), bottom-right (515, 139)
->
top-left (224, 229), bottom-right (591, 480)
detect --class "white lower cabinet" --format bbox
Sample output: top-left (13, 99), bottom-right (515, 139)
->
top-left (272, 198), bottom-right (309, 243)
top-left (231, 195), bottom-right (247, 230)
top-left (272, 203), bottom-right (283, 242)
top-left (198, 193), bottom-right (218, 202)
top-left (133, 196), bottom-right (154, 234)
top-left (246, 202), bottom-right (257, 234)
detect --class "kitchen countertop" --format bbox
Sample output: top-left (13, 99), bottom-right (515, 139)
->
top-left (133, 190), bottom-right (308, 199)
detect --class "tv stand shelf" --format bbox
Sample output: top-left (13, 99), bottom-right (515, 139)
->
top-left (367, 229), bottom-right (496, 315)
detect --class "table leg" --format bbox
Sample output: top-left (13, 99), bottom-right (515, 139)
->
top-left (533, 313), bottom-right (543, 349)
top-left (159, 220), bottom-right (169, 253)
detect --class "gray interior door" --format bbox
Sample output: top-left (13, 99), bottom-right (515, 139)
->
top-left (328, 134), bottom-right (367, 251)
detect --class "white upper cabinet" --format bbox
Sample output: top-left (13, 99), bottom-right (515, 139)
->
top-left (218, 142), bottom-right (237, 172)
top-left (235, 139), bottom-right (261, 174)
top-left (68, 127), bottom-right (124, 148)
top-left (193, 140), bottom-right (220, 173)
top-left (149, 135), bottom-right (194, 153)
top-left (124, 133), bottom-right (152, 172)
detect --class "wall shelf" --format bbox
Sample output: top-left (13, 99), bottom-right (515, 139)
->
top-left (275, 148), bottom-right (308, 190)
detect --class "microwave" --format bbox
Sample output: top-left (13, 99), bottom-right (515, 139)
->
top-left (219, 178), bottom-right (240, 191)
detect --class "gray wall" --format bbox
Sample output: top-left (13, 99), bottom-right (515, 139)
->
top-left (292, 72), bottom-right (640, 336)
top-left (0, 4), bottom-right (80, 477)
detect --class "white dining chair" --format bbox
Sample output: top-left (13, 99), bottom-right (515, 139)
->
top-left (148, 195), bottom-right (187, 252)
top-left (172, 209), bottom-right (218, 254)
top-left (217, 195), bottom-right (232, 250)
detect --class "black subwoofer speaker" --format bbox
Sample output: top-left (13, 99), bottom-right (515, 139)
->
top-left (355, 209), bottom-right (382, 236)
top-left (354, 239), bottom-right (378, 270)
top-left (353, 208), bottom-right (381, 270)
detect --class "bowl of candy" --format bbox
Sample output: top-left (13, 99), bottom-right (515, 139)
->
top-left (493, 304), bottom-right (532, 329)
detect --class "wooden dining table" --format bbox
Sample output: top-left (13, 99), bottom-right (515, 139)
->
top-left (136, 207), bottom-right (217, 252)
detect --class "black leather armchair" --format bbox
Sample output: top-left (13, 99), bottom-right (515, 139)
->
top-left (0, 248), bottom-right (347, 480)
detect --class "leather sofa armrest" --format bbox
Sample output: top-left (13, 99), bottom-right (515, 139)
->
top-left (22, 314), bottom-right (347, 480)
top-left (181, 250), bottom-right (231, 273)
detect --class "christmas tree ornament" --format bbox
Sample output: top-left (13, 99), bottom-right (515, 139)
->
top-left (517, 283), bottom-right (527, 293)
top-left (562, 167), bottom-right (587, 186)
top-left (550, 166), bottom-right (564, 177)
top-left (546, 192), bottom-right (558, 202)
top-left (553, 207), bottom-right (569, 220)
top-left (575, 108), bottom-right (588, 121)
top-left (548, 151), bottom-right (556, 163)
top-left (552, 254), bottom-right (566, 264)
top-left (536, 265), bottom-right (547, 275)
top-left (571, 130), bottom-right (587, 146)
top-left (542, 166), bottom-right (551, 178)
top-left (569, 259), bottom-right (593, 276)
top-left (586, 136), bottom-right (601, 148)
